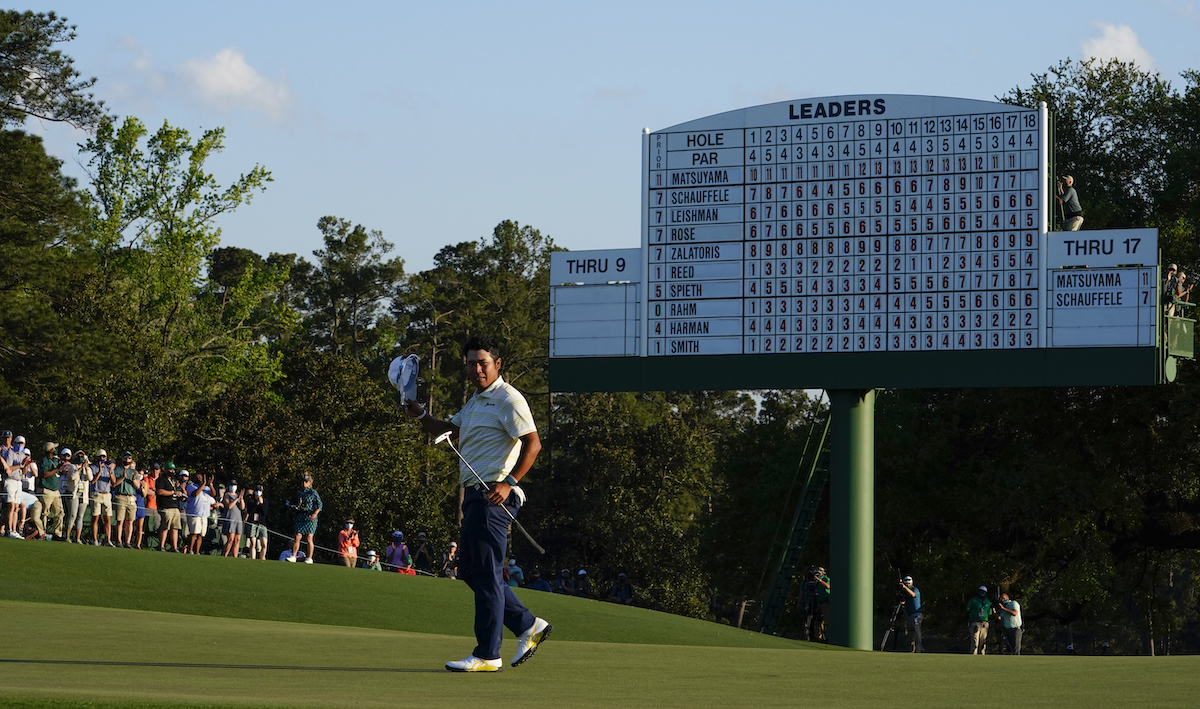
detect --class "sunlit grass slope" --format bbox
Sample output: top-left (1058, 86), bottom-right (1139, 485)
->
top-left (0, 537), bottom-right (801, 648)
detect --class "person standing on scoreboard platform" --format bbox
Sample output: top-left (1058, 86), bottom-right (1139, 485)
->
top-left (404, 335), bottom-right (551, 672)
top-left (1056, 175), bottom-right (1084, 231)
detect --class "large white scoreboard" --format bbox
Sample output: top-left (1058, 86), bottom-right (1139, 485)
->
top-left (645, 95), bottom-right (1047, 357)
top-left (549, 95), bottom-right (1162, 391)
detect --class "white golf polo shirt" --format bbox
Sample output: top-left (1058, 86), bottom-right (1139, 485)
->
top-left (450, 376), bottom-right (536, 486)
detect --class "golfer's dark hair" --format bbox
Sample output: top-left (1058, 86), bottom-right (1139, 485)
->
top-left (462, 335), bottom-right (502, 361)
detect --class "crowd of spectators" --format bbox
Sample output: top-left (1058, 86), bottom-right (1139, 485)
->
top-left (504, 560), bottom-right (636, 604)
top-left (2, 432), bottom-right (639, 600)
top-left (0, 434), bottom-right (284, 559)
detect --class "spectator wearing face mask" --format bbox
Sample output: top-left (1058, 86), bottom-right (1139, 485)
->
top-left (338, 518), bottom-right (360, 568)
top-left (1, 432), bottom-right (25, 538)
top-left (221, 480), bottom-right (246, 557)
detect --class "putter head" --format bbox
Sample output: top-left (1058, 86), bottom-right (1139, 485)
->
top-left (434, 431), bottom-right (453, 445)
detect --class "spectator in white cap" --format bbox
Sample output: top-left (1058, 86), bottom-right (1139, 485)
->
top-left (575, 569), bottom-right (593, 598)
top-left (2, 432), bottom-right (25, 537)
top-left (899, 575), bottom-right (923, 652)
top-left (361, 550), bottom-right (382, 571)
top-left (23, 449), bottom-right (45, 538)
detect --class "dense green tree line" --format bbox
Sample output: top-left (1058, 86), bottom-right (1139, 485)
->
top-left (5, 13), bottom-right (1200, 653)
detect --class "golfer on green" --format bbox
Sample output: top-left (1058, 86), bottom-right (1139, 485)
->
top-left (404, 335), bottom-right (551, 672)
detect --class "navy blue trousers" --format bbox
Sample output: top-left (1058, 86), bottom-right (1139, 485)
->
top-left (458, 486), bottom-right (535, 660)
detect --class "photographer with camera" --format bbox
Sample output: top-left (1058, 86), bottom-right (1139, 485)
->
top-left (37, 443), bottom-right (69, 541)
top-left (89, 450), bottom-right (115, 545)
top-left (798, 565), bottom-right (831, 642)
top-left (412, 531), bottom-right (436, 574)
top-left (185, 472), bottom-right (218, 554)
top-left (62, 451), bottom-right (92, 544)
top-left (111, 451), bottom-right (138, 547)
top-left (899, 575), bottom-right (924, 652)
top-left (156, 466), bottom-right (186, 552)
top-left (245, 484), bottom-right (269, 560)
top-left (1055, 175), bottom-right (1084, 231)
top-left (998, 591), bottom-right (1023, 655)
top-left (220, 480), bottom-right (246, 558)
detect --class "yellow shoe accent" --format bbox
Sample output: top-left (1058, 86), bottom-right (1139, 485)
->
top-left (445, 655), bottom-right (502, 672)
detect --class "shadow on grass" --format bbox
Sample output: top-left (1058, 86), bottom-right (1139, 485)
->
top-left (0, 658), bottom-right (443, 673)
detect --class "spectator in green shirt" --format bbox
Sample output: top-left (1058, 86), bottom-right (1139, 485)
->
top-left (967, 585), bottom-right (994, 654)
top-left (38, 443), bottom-right (66, 540)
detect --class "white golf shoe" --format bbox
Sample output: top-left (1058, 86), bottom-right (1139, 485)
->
top-left (511, 617), bottom-right (552, 667)
top-left (445, 655), bottom-right (502, 672)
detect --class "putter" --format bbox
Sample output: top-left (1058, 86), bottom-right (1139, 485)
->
top-left (434, 431), bottom-right (545, 554)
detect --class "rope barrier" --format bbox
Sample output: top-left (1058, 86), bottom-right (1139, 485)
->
top-left (4, 490), bottom-right (452, 577)
top-left (261, 524), bottom-right (441, 576)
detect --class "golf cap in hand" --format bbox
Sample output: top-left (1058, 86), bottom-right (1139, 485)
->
top-left (387, 354), bottom-right (419, 402)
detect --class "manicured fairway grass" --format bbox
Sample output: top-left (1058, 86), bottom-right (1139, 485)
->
top-left (3, 540), bottom-right (1199, 709)
top-left (0, 539), bottom-right (800, 648)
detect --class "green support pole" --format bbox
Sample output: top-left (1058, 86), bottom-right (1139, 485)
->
top-left (829, 389), bottom-right (875, 650)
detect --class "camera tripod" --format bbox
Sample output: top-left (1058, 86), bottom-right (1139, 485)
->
top-left (880, 600), bottom-right (906, 651)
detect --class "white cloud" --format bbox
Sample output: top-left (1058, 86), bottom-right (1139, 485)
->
top-left (1081, 23), bottom-right (1156, 71)
top-left (178, 48), bottom-right (291, 119)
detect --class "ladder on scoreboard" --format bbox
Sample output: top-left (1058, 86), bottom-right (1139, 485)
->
top-left (756, 416), bottom-right (831, 636)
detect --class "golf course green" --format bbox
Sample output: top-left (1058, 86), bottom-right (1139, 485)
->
top-left (1, 540), bottom-right (1197, 708)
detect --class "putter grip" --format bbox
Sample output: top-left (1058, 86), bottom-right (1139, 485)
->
top-left (514, 520), bottom-right (545, 555)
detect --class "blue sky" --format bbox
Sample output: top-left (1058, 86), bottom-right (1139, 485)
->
top-left (24, 0), bottom-right (1200, 273)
